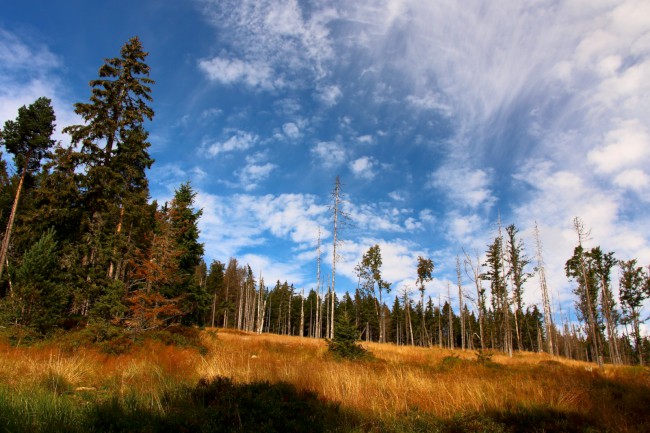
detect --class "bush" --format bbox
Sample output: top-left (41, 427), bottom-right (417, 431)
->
top-left (326, 312), bottom-right (371, 360)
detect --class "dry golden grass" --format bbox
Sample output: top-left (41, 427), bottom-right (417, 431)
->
top-left (1, 328), bottom-right (649, 431)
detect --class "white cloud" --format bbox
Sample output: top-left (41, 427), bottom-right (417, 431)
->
top-left (349, 156), bottom-right (376, 180)
top-left (405, 93), bottom-right (452, 115)
top-left (239, 253), bottom-right (306, 287)
top-left (334, 237), bottom-right (432, 297)
top-left (388, 190), bottom-right (406, 201)
top-left (0, 29), bottom-right (78, 144)
top-left (588, 119), bottom-right (650, 174)
top-left (199, 0), bottom-right (337, 87)
top-left (282, 122), bottom-right (300, 139)
top-left (190, 191), bottom-right (331, 277)
top-left (357, 134), bottom-right (373, 144)
top-left (237, 153), bottom-right (277, 191)
top-left (200, 107), bottom-right (223, 120)
top-left (203, 130), bottom-right (258, 157)
top-left (0, 29), bottom-right (60, 72)
top-left (317, 84), bottom-right (342, 106)
top-left (198, 56), bottom-right (279, 89)
top-left (428, 166), bottom-right (495, 210)
top-left (349, 202), bottom-right (423, 234)
top-left (311, 141), bottom-right (347, 168)
top-left (614, 169), bottom-right (650, 193)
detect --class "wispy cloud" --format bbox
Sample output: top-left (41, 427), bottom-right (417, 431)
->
top-left (311, 141), bottom-right (347, 168)
top-left (202, 129), bottom-right (258, 157)
top-left (236, 154), bottom-right (277, 191)
top-left (349, 156), bottom-right (376, 180)
top-left (428, 166), bottom-right (495, 210)
top-left (193, 190), bottom-right (330, 272)
top-left (199, 0), bottom-right (337, 89)
top-left (198, 57), bottom-right (278, 89)
top-left (0, 28), bottom-right (77, 143)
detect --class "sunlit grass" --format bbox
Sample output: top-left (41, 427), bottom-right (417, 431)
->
top-left (1, 328), bottom-right (648, 432)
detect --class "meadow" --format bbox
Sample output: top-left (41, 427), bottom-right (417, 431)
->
top-left (0, 327), bottom-right (648, 432)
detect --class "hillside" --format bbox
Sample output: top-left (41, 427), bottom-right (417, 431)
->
top-left (1, 328), bottom-right (649, 432)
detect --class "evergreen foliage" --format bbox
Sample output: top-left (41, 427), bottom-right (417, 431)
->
top-left (0, 37), bottom-right (648, 366)
top-left (327, 311), bottom-right (369, 360)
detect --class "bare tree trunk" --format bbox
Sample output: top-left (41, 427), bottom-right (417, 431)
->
top-left (573, 217), bottom-right (603, 367)
top-left (300, 288), bottom-right (305, 337)
top-left (456, 257), bottom-right (465, 350)
top-left (211, 291), bottom-right (217, 328)
top-left (288, 291), bottom-right (292, 335)
top-left (438, 294), bottom-right (443, 349)
top-left (330, 178), bottom-right (341, 340)
top-left (237, 282), bottom-right (244, 330)
top-left (534, 222), bottom-right (555, 355)
top-left (464, 249), bottom-right (485, 350)
top-left (447, 283), bottom-right (454, 349)
top-left (325, 286), bottom-right (330, 338)
top-left (108, 205), bottom-right (125, 279)
top-left (598, 274), bottom-right (620, 364)
top-left (315, 228), bottom-right (322, 339)
top-left (223, 281), bottom-right (230, 328)
top-left (0, 158), bottom-right (29, 280)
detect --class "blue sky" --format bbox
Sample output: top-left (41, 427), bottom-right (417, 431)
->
top-left (2, 0), bottom-right (649, 317)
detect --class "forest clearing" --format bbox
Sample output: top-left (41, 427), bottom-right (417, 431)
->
top-left (2, 4), bottom-right (650, 431)
top-left (1, 327), bottom-right (648, 432)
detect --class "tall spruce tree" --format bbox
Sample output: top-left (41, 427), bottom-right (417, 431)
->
top-left (62, 37), bottom-right (155, 316)
top-left (483, 236), bottom-right (511, 354)
top-left (167, 182), bottom-right (208, 325)
top-left (504, 224), bottom-right (532, 350)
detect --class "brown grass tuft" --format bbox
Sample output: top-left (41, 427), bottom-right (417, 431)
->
top-left (1, 329), bottom-right (649, 432)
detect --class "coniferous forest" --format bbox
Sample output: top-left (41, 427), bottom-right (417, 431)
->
top-left (1, 35), bottom-right (650, 433)
top-left (0, 37), bottom-right (649, 368)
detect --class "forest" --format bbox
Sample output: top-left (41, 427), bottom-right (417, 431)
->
top-left (0, 37), bottom-right (649, 370)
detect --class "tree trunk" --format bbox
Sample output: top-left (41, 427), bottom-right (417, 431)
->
top-left (0, 158), bottom-right (29, 280)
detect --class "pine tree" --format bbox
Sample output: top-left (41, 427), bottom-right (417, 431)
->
top-left (565, 217), bottom-right (603, 366)
top-left (359, 245), bottom-right (391, 343)
top-left (1, 228), bottom-right (69, 337)
top-left (206, 260), bottom-right (225, 327)
top-left (0, 97), bottom-right (56, 280)
top-left (483, 236), bottom-right (511, 354)
top-left (589, 247), bottom-right (620, 363)
top-left (416, 256), bottom-right (434, 346)
top-left (619, 259), bottom-right (648, 365)
top-left (504, 224), bottom-right (532, 351)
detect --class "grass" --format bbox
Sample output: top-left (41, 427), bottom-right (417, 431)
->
top-left (0, 328), bottom-right (649, 432)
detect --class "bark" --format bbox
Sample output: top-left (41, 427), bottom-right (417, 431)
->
top-left (0, 156), bottom-right (29, 280)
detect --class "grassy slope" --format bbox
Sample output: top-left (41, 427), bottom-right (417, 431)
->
top-left (0, 328), bottom-right (649, 432)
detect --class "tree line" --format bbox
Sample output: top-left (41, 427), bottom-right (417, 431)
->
top-left (0, 37), bottom-right (648, 366)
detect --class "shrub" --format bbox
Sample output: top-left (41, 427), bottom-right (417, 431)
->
top-left (326, 312), bottom-right (371, 360)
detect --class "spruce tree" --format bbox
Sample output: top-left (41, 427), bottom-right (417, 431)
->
top-left (62, 37), bottom-right (155, 317)
top-left (504, 224), bottom-right (532, 350)
top-left (167, 182), bottom-right (208, 325)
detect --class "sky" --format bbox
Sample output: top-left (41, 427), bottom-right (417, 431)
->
top-left (1, 0), bottom-right (649, 321)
